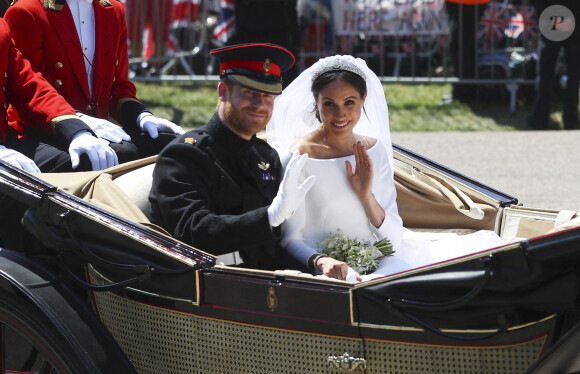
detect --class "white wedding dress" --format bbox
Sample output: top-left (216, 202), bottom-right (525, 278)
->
top-left (278, 143), bottom-right (506, 283)
top-left (268, 55), bottom-right (505, 282)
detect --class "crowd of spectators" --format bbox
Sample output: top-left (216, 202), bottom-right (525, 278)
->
top-left (0, 0), bottom-right (578, 129)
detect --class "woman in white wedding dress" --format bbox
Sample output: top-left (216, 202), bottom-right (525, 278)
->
top-left (266, 55), bottom-right (504, 282)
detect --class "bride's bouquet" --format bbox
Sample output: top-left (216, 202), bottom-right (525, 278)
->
top-left (317, 229), bottom-right (394, 275)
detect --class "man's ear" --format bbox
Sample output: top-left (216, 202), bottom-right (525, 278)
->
top-left (218, 82), bottom-right (228, 102)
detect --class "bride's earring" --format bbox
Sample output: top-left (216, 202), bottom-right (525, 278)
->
top-left (315, 106), bottom-right (321, 123)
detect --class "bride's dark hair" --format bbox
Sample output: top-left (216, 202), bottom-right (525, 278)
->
top-left (311, 70), bottom-right (367, 122)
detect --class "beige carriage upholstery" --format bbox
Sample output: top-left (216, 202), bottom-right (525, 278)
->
top-left (38, 156), bottom-right (169, 235)
top-left (392, 160), bottom-right (579, 241)
top-left (113, 163), bottom-right (156, 220)
top-left (37, 155), bottom-right (579, 266)
top-left (394, 163), bottom-right (499, 231)
top-left (500, 206), bottom-right (579, 243)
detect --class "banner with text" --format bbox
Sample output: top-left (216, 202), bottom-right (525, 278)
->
top-left (332, 0), bottom-right (449, 36)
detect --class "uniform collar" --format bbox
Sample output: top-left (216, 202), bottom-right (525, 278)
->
top-left (207, 113), bottom-right (256, 155)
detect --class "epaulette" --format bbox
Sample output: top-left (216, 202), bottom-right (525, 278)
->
top-left (43, 0), bottom-right (65, 11)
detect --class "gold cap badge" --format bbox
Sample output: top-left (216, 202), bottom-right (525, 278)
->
top-left (184, 137), bottom-right (196, 145)
top-left (263, 59), bottom-right (271, 73)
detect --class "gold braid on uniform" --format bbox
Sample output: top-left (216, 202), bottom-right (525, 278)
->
top-left (42, 0), bottom-right (112, 10)
top-left (42, 0), bottom-right (65, 11)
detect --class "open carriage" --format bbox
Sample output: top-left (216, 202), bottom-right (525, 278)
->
top-left (1, 143), bottom-right (580, 374)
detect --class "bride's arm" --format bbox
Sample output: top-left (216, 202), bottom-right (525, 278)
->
top-left (370, 143), bottom-right (403, 249)
top-left (347, 141), bottom-right (403, 249)
top-left (346, 141), bottom-right (385, 227)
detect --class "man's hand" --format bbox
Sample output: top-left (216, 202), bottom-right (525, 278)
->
top-left (68, 131), bottom-right (118, 171)
top-left (139, 113), bottom-right (185, 139)
top-left (0, 145), bottom-right (41, 173)
top-left (267, 152), bottom-right (316, 227)
top-left (76, 113), bottom-right (131, 143)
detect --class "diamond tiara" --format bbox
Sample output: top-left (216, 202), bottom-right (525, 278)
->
top-left (311, 55), bottom-right (366, 83)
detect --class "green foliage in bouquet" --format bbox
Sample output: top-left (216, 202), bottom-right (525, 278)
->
top-left (317, 229), bottom-right (394, 275)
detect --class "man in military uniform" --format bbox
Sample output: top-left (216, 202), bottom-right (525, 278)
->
top-left (3, 0), bottom-right (184, 173)
top-left (149, 43), bottom-right (315, 270)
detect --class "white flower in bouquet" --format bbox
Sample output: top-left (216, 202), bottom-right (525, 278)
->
top-left (317, 229), bottom-right (394, 275)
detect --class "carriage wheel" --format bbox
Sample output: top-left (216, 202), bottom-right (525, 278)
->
top-left (0, 289), bottom-right (131, 374)
top-left (1, 289), bottom-right (87, 374)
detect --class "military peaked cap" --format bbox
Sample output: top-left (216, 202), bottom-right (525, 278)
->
top-left (210, 43), bottom-right (295, 95)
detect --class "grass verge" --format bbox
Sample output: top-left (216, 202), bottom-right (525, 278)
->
top-left (135, 81), bottom-right (565, 131)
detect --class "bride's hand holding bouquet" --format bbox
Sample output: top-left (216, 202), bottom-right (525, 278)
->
top-left (315, 256), bottom-right (362, 282)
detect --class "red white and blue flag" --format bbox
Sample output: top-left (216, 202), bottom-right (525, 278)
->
top-left (213, 0), bottom-right (235, 46)
top-left (505, 6), bottom-right (538, 40)
top-left (478, 3), bottom-right (509, 41)
top-left (172, 0), bottom-right (202, 29)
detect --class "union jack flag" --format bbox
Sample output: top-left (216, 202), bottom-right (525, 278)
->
top-left (478, 3), bottom-right (509, 41)
top-left (212, 0), bottom-right (235, 46)
top-left (505, 6), bottom-right (538, 40)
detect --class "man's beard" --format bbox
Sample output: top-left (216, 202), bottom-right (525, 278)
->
top-left (224, 102), bottom-right (270, 138)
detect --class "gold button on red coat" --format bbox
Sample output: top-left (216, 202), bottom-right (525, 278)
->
top-left (55, 62), bottom-right (63, 69)
top-left (55, 79), bottom-right (63, 87)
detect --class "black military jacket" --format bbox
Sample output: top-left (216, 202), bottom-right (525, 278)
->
top-left (149, 113), bottom-right (282, 269)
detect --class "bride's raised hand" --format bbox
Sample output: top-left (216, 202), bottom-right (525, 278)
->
top-left (346, 141), bottom-right (373, 199)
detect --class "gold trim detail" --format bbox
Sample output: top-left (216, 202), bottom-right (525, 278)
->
top-left (43, 0), bottom-right (65, 11)
top-left (266, 286), bottom-right (278, 312)
top-left (263, 59), bottom-right (271, 72)
top-left (258, 161), bottom-right (270, 170)
top-left (50, 114), bottom-right (78, 130)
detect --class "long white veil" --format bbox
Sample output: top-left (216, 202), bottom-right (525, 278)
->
top-left (266, 55), bottom-right (394, 171)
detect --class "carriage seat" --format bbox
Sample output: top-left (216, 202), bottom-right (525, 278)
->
top-left (113, 163), bottom-right (156, 220)
top-left (113, 164), bottom-right (243, 266)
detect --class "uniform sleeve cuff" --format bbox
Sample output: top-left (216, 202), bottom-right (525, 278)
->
top-left (51, 115), bottom-right (94, 143)
top-left (118, 98), bottom-right (149, 129)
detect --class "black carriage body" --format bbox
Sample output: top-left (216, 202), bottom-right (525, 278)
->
top-left (1, 145), bottom-right (580, 373)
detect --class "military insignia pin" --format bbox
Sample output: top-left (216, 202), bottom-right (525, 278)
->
top-left (184, 137), bottom-right (196, 145)
top-left (263, 59), bottom-right (271, 73)
top-left (258, 161), bottom-right (270, 170)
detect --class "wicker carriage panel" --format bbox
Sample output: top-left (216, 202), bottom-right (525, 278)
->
top-left (92, 288), bottom-right (547, 374)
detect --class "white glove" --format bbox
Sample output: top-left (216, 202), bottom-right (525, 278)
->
top-left (0, 145), bottom-right (41, 173)
top-left (267, 152), bottom-right (316, 227)
top-left (76, 112), bottom-right (131, 143)
top-left (138, 113), bottom-right (185, 139)
top-left (68, 131), bottom-right (118, 171)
